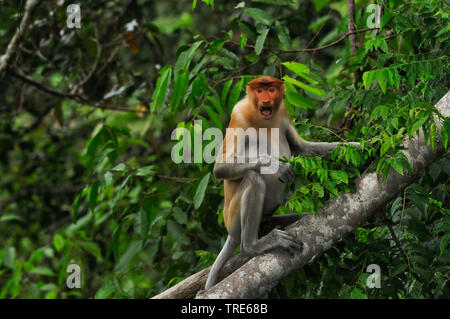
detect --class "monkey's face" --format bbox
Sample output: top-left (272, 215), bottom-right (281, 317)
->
top-left (254, 86), bottom-right (280, 120)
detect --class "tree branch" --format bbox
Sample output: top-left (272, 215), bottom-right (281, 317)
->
top-left (0, 0), bottom-right (40, 74)
top-left (277, 28), bottom-right (378, 54)
top-left (9, 68), bottom-right (148, 114)
top-left (347, 0), bottom-right (358, 56)
top-left (151, 90), bottom-right (450, 299)
top-left (216, 28), bottom-right (379, 54)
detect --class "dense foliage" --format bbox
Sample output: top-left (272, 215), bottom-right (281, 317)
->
top-left (0, 0), bottom-right (448, 299)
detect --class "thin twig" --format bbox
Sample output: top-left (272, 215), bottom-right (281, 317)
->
top-left (72, 27), bottom-right (103, 94)
top-left (9, 68), bottom-right (148, 114)
top-left (219, 28), bottom-right (379, 54)
top-left (156, 175), bottom-right (198, 183)
top-left (347, 0), bottom-right (358, 56)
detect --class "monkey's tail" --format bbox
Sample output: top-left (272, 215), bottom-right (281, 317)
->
top-left (205, 235), bottom-right (238, 289)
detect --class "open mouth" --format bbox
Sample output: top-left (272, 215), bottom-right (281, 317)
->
top-left (259, 106), bottom-right (273, 118)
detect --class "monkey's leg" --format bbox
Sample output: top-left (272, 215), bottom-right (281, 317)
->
top-left (240, 171), bottom-right (302, 256)
top-left (205, 235), bottom-right (239, 289)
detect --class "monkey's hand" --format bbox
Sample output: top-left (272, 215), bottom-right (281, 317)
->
top-left (257, 155), bottom-right (295, 183)
top-left (276, 162), bottom-right (295, 184)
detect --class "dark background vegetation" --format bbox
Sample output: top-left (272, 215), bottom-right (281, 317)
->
top-left (0, 0), bottom-right (448, 298)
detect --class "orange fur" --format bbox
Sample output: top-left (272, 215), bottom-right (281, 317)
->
top-left (221, 76), bottom-right (287, 230)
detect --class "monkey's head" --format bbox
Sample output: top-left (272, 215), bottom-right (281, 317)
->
top-left (247, 76), bottom-right (285, 120)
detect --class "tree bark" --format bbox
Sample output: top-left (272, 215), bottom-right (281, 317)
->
top-left (347, 0), bottom-right (357, 56)
top-left (0, 0), bottom-right (40, 74)
top-left (152, 91), bottom-right (449, 299)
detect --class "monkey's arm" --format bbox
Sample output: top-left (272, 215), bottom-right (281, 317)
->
top-left (285, 121), bottom-right (359, 157)
top-left (213, 130), bottom-right (273, 180)
top-left (213, 161), bottom-right (260, 181)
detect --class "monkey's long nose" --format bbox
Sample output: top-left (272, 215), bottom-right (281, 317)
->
top-left (261, 95), bottom-right (271, 105)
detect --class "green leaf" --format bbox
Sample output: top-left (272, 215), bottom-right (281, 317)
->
top-left (297, 72), bottom-right (319, 85)
top-left (53, 234), bottom-right (65, 252)
top-left (66, 212), bottom-right (93, 236)
top-left (252, 0), bottom-right (296, 6)
top-left (80, 241), bottom-right (102, 260)
top-left (440, 233), bottom-right (450, 256)
top-left (239, 32), bottom-right (247, 48)
top-left (370, 105), bottom-right (389, 122)
top-left (110, 175), bottom-right (132, 213)
top-left (114, 241), bottom-right (141, 273)
top-left (282, 62), bottom-right (310, 76)
top-left (150, 66), bottom-right (172, 112)
top-left (285, 90), bottom-right (317, 110)
top-left (112, 224), bottom-right (122, 261)
top-left (228, 78), bottom-right (244, 113)
top-left (391, 159), bottom-right (404, 175)
top-left (380, 141), bottom-right (390, 156)
top-left (379, 39), bottom-right (388, 53)
top-left (381, 12), bottom-right (393, 28)
top-left (442, 118), bottom-right (449, 151)
top-left (95, 280), bottom-right (116, 299)
top-left (244, 53), bottom-right (260, 62)
top-left (362, 70), bottom-right (376, 89)
top-left (88, 181), bottom-right (100, 213)
top-left (221, 79), bottom-right (233, 107)
top-left (405, 62), bottom-right (417, 86)
top-left (208, 39), bottom-right (228, 54)
top-left (138, 207), bottom-right (150, 245)
top-left (244, 8), bottom-right (273, 26)
top-left (324, 181), bottom-right (339, 196)
top-left (375, 69), bottom-right (387, 94)
top-left (283, 75), bottom-right (325, 96)
top-left (111, 163), bottom-right (126, 172)
top-left (172, 207), bottom-right (187, 224)
top-left (0, 215), bottom-right (22, 223)
top-left (274, 21), bottom-right (290, 48)
top-left (194, 172), bottom-right (211, 209)
top-left (174, 41), bottom-right (202, 79)
top-left (312, 183), bottom-right (324, 197)
top-left (170, 69), bottom-right (190, 109)
top-left (167, 220), bottom-right (191, 244)
top-left (351, 287), bottom-right (368, 299)
top-left (254, 27), bottom-right (269, 55)
top-left (72, 192), bottom-right (82, 224)
top-left (309, 15), bottom-right (331, 32)
top-left (86, 127), bottom-right (104, 157)
top-left (203, 105), bottom-right (222, 129)
top-left (30, 267), bottom-right (55, 277)
top-left (410, 112), bottom-right (430, 138)
top-left (136, 165), bottom-right (157, 176)
top-left (312, 0), bottom-right (331, 12)
top-left (330, 170), bottom-right (348, 184)
top-left (3, 247), bottom-right (16, 269)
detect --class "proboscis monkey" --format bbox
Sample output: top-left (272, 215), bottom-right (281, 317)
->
top-left (205, 75), bottom-right (360, 289)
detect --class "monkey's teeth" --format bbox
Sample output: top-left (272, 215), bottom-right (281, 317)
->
top-left (260, 107), bottom-right (272, 116)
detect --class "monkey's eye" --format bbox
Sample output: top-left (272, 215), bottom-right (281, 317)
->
top-left (257, 88), bottom-right (263, 93)
top-left (269, 87), bottom-right (275, 93)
